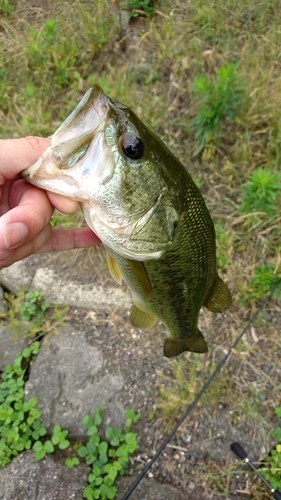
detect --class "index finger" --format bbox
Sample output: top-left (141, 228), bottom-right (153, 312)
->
top-left (36, 227), bottom-right (101, 253)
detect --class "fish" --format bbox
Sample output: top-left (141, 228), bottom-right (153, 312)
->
top-left (22, 85), bottom-right (232, 358)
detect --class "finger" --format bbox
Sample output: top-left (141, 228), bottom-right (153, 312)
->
top-left (0, 136), bottom-right (51, 183)
top-left (0, 179), bottom-right (54, 253)
top-left (36, 227), bottom-right (101, 253)
top-left (47, 191), bottom-right (80, 214)
top-left (0, 224), bottom-right (52, 270)
top-left (0, 180), bottom-right (14, 215)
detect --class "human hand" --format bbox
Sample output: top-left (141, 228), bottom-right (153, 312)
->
top-left (0, 136), bottom-right (100, 269)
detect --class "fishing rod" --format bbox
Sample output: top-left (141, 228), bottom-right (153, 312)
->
top-left (231, 442), bottom-right (281, 500)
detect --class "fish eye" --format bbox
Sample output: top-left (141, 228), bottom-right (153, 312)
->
top-left (121, 133), bottom-right (144, 160)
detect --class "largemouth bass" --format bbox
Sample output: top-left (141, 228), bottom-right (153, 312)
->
top-left (22, 85), bottom-right (232, 357)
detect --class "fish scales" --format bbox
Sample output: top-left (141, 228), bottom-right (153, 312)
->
top-left (22, 85), bottom-right (232, 358)
top-left (108, 165), bottom-right (218, 357)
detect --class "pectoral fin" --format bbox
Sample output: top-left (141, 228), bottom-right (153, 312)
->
top-left (106, 252), bottom-right (123, 284)
top-left (127, 260), bottom-right (152, 297)
top-left (204, 276), bottom-right (232, 313)
top-left (130, 304), bottom-right (157, 329)
top-left (164, 330), bottom-right (208, 358)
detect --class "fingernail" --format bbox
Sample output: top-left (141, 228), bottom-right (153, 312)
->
top-left (4, 222), bottom-right (28, 248)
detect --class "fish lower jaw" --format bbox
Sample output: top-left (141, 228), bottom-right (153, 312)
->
top-left (102, 240), bottom-right (164, 261)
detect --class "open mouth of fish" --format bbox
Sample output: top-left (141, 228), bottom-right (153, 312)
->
top-left (23, 87), bottom-right (109, 201)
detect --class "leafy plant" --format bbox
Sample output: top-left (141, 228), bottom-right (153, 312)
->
top-left (76, 2), bottom-right (116, 50)
top-left (156, 356), bottom-right (206, 421)
top-left (0, 341), bottom-right (73, 465)
top-left (0, 289), bottom-right (67, 339)
top-left (240, 167), bottom-right (281, 216)
top-left (0, 342), bottom-right (47, 466)
top-left (0, 342), bottom-right (139, 500)
top-left (190, 62), bottom-right (247, 156)
top-left (18, 290), bottom-right (50, 321)
top-left (124, 0), bottom-right (155, 18)
top-left (25, 20), bottom-right (79, 88)
top-left (249, 264), bottom-right (281, 300)
top-left (261, 406), bottom-right (281, 490)
top-left (66, 408), bottom-right (140, 500)
top-left (33, 424), bottom-right (70, 460)
top-left (51, 423), bottom-right (71, 449)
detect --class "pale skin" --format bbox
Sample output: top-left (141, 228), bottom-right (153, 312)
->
top-left (0, 136), bottom-right (101, 270)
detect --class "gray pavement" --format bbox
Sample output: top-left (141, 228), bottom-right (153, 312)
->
top-left (0, 253), bottom-right (275, 500)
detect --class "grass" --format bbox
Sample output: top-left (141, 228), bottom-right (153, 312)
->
top-left (1, 0), bottom-right (281, 497)
top-left (190, 62), bottom-right (247, 157)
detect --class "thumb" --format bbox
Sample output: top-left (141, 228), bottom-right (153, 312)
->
top-left (0, 136), bottom-right (51, 183)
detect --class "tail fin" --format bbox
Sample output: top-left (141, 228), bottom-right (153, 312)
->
top-left (204, 276), bottom-right (232, 313)
top-left (164, 330), bottom-right (208, 358)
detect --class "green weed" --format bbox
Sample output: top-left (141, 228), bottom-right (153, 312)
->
top-left (261, 405), bottom-right (281, 491)
top-left (251, 264), bottom-right (281, 298)
top-left (238, 263), bottom-right (281, 305)
top-left (25, 20), bottom-right (80, 89)
top-left (157, 356), bottom-right (237, 424)
top-left (240, 167), bottom-right (281, 216)
top-left (0, 342), bottom-right (47, 466)
top-left (72, 408), bottom-right (140, 500)
top-left (0, 0), bottom-right (17, 17)
top-left (33, 424), bottom-right (70, 460)
top-left (249, 265), bottom-right (281, 301)
top-left (0, 343), bottom-right (139, 500)
top-left (157, 356), bottom-right (206, 421)
top-left (23, 8), bottom-right (116, 92)
top-left (124, 0), bottom-right (155, 18)
top-left (235, 166), bottom-right (281, 266)
top-left (0, 289), bottom-right (67, 339)
top-left (0, 1), bottom-right (118, 137)
top-left (18, 290), bottom-right (50, 322)
top-left (0, 342), bottom-right (70, 464)
top-left (190, 62), bottom-right (247, 157)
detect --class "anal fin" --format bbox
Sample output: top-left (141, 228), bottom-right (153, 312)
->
top-left (204, 276), bottom-right (232, 313)
top-left (130, 304), bottom-right (157, 329)
top-left (164, 330), bottom-right (208, 358)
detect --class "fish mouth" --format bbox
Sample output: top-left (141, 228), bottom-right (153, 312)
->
top-left (21, 85), bottom-right (111, 201)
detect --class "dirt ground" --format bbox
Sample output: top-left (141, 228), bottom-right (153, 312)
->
top-left (23, 245), bottom-right (281, 500)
